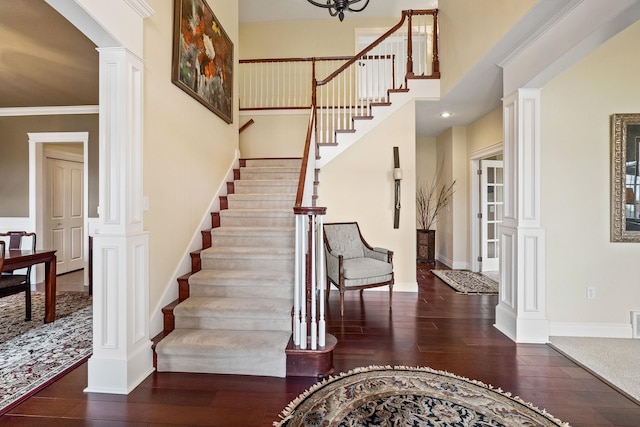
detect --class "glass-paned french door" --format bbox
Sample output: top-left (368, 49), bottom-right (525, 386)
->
top-left (480, 160), bottom-right (504, 272)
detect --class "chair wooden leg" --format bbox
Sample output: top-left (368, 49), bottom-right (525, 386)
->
top-left (340, 290), bottom-right (345, 317)
top-left (25, 287), bottom-right (31, 321)
top-left (389, 284), bottom-right (393, 308)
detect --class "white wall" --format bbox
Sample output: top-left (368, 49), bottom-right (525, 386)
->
top-left (542, 20), bottom-right (640, 329)
top-left (143, 0), bottom-right (240, 323)
top-left (318, 102), bottom-right (417, 291)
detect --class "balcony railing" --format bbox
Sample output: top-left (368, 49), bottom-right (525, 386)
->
top-left (239, 10), bottom-right (439, 145)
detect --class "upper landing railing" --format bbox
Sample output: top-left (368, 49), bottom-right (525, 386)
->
top-left (239, 9), bottom-right (439, 144)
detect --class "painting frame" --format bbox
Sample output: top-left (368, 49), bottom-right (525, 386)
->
top-left (172, 0), bottom-right (233, 124)
top-left (611, 113), bottom-right (640, 241)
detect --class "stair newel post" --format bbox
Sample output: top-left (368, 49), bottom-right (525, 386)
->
top-left (406, 10), bottom-right (414, 82)
top-left (431, 10), bottom-right (440, 77)
top-left (294, 214), bottom-right (304, 348)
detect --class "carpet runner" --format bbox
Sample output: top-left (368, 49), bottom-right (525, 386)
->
top-left (155, 158), bottom-right (300, 377)
top-left (0, 292), bottom-right (92, 415)
top-left (430, 269), bottom-right (498, 294)
top-left (275, 365), bottom-right (570, 426)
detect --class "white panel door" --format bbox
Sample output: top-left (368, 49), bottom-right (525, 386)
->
top-left (480, 160), bottom-right (504, 272)
top-left (45, 157), bottom-right (84, 274)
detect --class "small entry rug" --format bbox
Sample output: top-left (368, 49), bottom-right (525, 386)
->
top-left (0, 292), bottom-right (92, 415)
top-left (274, 366), bottom-right (569, 426)
top-left (430, 269), bottom-right (498, 294)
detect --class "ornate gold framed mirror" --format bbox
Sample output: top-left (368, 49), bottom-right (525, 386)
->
top-left (611, 113), bottom-right (640, 242)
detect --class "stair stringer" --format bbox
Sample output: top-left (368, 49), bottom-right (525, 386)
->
top-left (316, 79), bottom-right (441, 168)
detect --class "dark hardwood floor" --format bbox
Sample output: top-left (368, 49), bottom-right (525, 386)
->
top-left (2, 262), bottom-right (639, 426)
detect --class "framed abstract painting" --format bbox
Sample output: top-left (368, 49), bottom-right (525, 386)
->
top-left (172, 0), bottom-right (233, 123)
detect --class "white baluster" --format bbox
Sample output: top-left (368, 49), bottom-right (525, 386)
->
top-left (310, 215), bottom-right (317, 350)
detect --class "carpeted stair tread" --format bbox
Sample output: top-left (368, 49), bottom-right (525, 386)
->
top-left (244, 158), bottom-right (302, 168)
top-left (174, 296), bottom-right (292, 319)
top-left (233, 180), bottom-right (298, 194)
top-left (240, 166), bottom-right (301, 173)
top-left (219, 209), bottom-right (294, 217)
top-left (155, 329), bottom-right (290, 377)
top-left (227, 193), bottom-right (296, 200)
top-left (211, 226), bottom-right (295, 236)
top-left (189, 268), bottom-right (293, 285)
top-left (188, 269), bottom-right (293, 299)
top-left (201, 246), bottom-right (294, 258)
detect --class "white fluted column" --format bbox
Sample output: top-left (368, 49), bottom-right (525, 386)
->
top-left (495, 88), bottom-right (549, 343)
top-left (86, 47), bottom-right (153, 394)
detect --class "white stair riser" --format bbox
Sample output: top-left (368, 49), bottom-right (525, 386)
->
top-left (175, 316), bottom-right (291, 332)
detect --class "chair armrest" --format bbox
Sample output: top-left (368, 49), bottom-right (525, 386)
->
top-left (325, 249), bottom-right (342, 281)
top-left (364, 247), bottom-right (394, 263)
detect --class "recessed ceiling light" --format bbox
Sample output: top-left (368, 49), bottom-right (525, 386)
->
top-left (439, 112), bottom-right (452, 118)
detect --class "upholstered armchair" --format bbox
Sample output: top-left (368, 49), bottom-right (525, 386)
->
top-left (323, 222), bottom-right (394, 316)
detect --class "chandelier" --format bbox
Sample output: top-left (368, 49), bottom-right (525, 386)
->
top-left (306, 0), bottom-right (370, 22)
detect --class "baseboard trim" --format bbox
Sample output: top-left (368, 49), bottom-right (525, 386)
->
top-left (549, 321), bottom-right (632, 338)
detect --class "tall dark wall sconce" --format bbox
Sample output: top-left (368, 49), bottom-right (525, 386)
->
top-left (393, 146), bottom-right (402, 229)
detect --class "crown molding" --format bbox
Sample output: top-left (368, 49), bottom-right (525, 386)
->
top-left (124, 0), bottom-right (155, 19)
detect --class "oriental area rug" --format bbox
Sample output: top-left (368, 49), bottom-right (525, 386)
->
top-left (274, 366), bottom-right (570, 427)
top-left (0, 292), bottom-right (92, 415)
top-left (430, 269), bottom-right (499, 294)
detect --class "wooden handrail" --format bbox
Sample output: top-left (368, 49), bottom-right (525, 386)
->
top-left (240, 56), bottom-right (351, 64)
top-left (239, 118), bottom-right (254, 133)
top-left (295, 108), bottom-right (316, 209)
top-left (316, 9), bottom-right (437, 87)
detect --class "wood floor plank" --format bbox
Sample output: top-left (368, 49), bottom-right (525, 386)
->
top-left (1, 261), bottom-right (638, 426)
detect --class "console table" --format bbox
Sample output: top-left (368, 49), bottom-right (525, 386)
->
top-left (2, 249), bottom-right (57, 323)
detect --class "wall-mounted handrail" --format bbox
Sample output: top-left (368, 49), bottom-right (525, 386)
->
top-left (239, 118), bottom-right (254, 133)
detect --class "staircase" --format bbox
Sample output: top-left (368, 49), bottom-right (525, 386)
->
top-left (154, 158), bottom-right (301, 377)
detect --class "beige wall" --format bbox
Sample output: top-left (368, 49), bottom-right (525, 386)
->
top-left (467, 107), bottom-right (503, 155)
top-left (239, 113), bottom-right (309, 158)
top-left (438, 0), bottom-right (536, 97)
top-left (143, 0), bottom-right (239, 310)
top-left (0, 114), bottom-right (99, 217)
top-left (434, 127), bottom-right (468, 267)
top-left (240, 17), bottom-right (398, 59)
top-left (541, 20), bottom-right (640, 325)
top-left (318, 102), bottom-right (417, 291)
top-left (416, 136), bottom-right (437, 230)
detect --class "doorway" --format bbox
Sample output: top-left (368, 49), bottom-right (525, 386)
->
top-left (44, 150), bottom-right (85, 274)
top-left (470, 146), bottom-right (504, 276)
top-left (28, 132), bottom-right (89, 284)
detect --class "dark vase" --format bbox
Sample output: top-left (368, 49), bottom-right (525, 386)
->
top-left (417, 229), bottom-right (436, 263)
